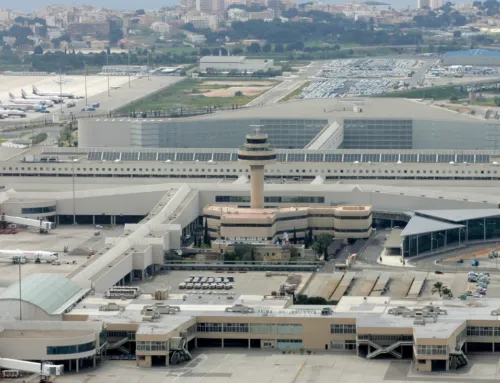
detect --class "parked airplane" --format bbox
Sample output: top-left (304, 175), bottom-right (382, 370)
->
top-left (0, 108), bottom-right (27, 118)
top-left (32, 85), bottom-right (75, 99)
top-left (9, 93), bottom-right (53, 107)
top-left (0, 250), bottom-right (58, 263)
top-left (0, 101), bottom-right (43, 111)
top-left (21, 89), bottom-right (63, 104)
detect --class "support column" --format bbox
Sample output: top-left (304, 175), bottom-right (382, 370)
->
top-left (76, 358), bottom-right (79, 373)
top-left (142, 269), bottom-right (146, 280)
top-left (92, 215), bottom-right (95, 225)
top-left (69, 359), bottom-right (72, 371)
top-left (195, 337), bottom-right (198, 348)
top-left (93, 355), bottom-right (96, 368)
top-left (250, 165), bottom-right (265, 209)
top-left (248, 339), bottom-right (251, 349)
top-left (493, 342), bottom-right (495, 353)
top-left (221, 339), bottom-right (224, 348)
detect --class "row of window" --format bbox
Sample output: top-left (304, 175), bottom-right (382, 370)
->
top-left (106, 331), bottom-right (136, 340)
top-left (215, 196), bottom-right (325, 204)
top-left (331, 340), bottom-right (357, 351)
top-left (136, 341), bottom-right (168, 351)
top-left (46, 342), bottom-right (95, 355)
top-left (358, 334), bottom-right (413, 342)
top-left (6, 167), bottom-right (500, 176)
top-left (196, 323), bottom-right (303, 334)
top-left (331, 324), bottom-right (356, 334)
top-left (415, 345), bottom-right (447, 355)
top-left (467, 326), bottom-right (500, 337)
top-left (21, 206), bottom-right (57, 214)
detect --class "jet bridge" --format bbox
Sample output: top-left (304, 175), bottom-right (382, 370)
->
top-left (0, 357), bottom-right (63, 381)
top-left (1, 214), bottom-right (54, 233)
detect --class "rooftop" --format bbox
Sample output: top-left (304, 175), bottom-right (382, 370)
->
top-left (443, 49), bottom-right (500, 57)
top-left (0, 274), bottom-right (87, 315)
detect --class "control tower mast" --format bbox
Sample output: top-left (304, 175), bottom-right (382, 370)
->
top-left (237, 126), bottom-right (277, 209)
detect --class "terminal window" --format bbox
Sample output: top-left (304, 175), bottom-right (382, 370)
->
top-left (331, 324), bottom-right (356, 334)
top-left (416, 345), bottom-right (447, 355)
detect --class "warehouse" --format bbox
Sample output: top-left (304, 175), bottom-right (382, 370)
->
top-left (442, 49), bottom-right (500, 66)
top-left (199, 56), bottom-right (274, 73)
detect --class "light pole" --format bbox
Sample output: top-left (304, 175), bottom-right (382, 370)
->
top-left (84, 66), bottom-right (88, 107)
top-left (128, 50), bottom-right (131, 88)
top-left (59, 69), bottom-right (63, 115)
top-left (147, 48), bottom-right (150, 81)
top-left (18, 262), bottom-right (22, 320)
top-left (106, 52), bottom-right (111, 97)
top-left (72, 158), bottom-right (78, 224)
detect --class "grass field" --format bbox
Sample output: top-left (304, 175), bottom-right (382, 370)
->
top-left (115, 78), bottom-right (272, 112)
top-left (279, 81), bottom-right (310, 102)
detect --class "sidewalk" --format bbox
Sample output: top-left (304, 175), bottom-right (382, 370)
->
top-left (377, 249), bottom-right (415, 268)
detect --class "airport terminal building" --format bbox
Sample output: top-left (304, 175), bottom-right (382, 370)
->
top-left (78, 98), bottom-right (500, 150)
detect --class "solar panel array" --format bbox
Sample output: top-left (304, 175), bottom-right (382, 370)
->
top-left (82, 150), bottom-right (492, 164)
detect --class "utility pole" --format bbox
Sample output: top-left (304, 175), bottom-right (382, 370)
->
top-left (147, 49), bottom-right (150, 81)
top-left (84, 65), bottom-right (88, 107)
top-left (72, 158), bottom-right (77, 224)
top-left (59, 69), bottom-right (63, 115)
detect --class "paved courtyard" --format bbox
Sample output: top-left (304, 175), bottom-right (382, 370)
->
top-left (56, 350), bottom-right (500, 383)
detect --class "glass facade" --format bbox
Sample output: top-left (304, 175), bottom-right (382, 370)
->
top-left (21, 205), bottom-right (56, 214)
top-left (343, 119), bottom-right (412, 149)
top-left (467, 326), bottom-right (500, 337)
top-left (403, 215), bottom-right (500, 257)
top-left (416, 345), bottom-right (447, 355)
top-left (47, 342), bottom-right (96, 355)
top-left (276, 339), bottom-right (303, 350)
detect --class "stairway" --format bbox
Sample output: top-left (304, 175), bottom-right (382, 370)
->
top-left (449, 351), bottom-right (468, 370)
top-left (361, 339), bottom-right (413, 359)
top-left (169, 338), bottom-right (192, 365)
top-left (107, 337), bottom-right (129, 349)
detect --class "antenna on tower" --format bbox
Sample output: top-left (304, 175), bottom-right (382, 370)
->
top-left (249, 124), bottom-right (264, 134)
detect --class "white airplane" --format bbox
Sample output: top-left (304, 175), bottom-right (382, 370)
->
top-left (21, 89), bottom-right (63, 104)
top-left (9, 93), bottom-right (53, 107)
top-left (0, 250), bottom-right (58, 263)
top-left (32, 85), bottom-right (75, 99)
top-left (0, 108), bottom-right (27, 118)
top-left (0, 101), bottom-right (43, 111)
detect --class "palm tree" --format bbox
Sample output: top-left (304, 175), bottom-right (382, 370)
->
top-left (441, 288), bottom-right (453, 299)
top-left (432, 282), bottom-right (444, 296)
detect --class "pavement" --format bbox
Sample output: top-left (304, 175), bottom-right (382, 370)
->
top-left (55, 350), bottom-right (500, 383)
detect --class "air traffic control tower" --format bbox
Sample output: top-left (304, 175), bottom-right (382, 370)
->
top-left (237, 127), bottom-right (277, 209)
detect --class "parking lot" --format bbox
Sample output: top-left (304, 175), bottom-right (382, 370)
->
top-left (56, 349), bottom-right (500, 383)
top-left (135, 270), bottom-right (312, 296)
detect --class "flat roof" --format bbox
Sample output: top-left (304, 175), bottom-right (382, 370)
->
top-left (175, 98), bottom-right (492, 123)
top-left (400, 216), bottom-right (465, 237)
top-left (384, 229), bottom-right (403, 248)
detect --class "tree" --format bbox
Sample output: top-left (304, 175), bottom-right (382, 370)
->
top-left (274, 43), bottom-right (284, 52)
top-left (450, 95), bottom-right (458, 102)
top-left (494, 96), bottom-right (500, 106)
top-left (293, 227), bottom-right (297, 244)
top-left (203, 219), bottom-right (210, 245)
top-left (312, 233), bottom-right (333, 260)
top-left (234, 91), bottom-right (244, 96)
top-left (200, 47), bottom-right (211, 56)
top-left (33, 45), bottom-right (43, 55)
top-left (232, 47), bottom-right (244, 55)
top-left (453, 30), bottom-right (462, 39)
top-left (431, 281), bottom-right (445, 296)
top-left (247, 42), bottom-right (262, 53)
top-left (441, 287), bottom-right (453, 299)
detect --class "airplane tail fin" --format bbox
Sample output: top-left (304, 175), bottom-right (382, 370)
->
top-left (21, 89), bottom-right (27, 98)
top-left (8, 93), bottom-right (15, 99)
top-left (32, 85), bottom-right (39, 95)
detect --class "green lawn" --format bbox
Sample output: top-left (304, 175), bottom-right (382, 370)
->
top-left (279, 81), bottom-right (310, 103)
top-left (381, 84), bottom-right (469, 100)
top-left (115, 78), bottom-right (264, 113)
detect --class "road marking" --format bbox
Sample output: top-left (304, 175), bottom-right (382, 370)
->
top-left (292, 362), bottom-right (305, 383)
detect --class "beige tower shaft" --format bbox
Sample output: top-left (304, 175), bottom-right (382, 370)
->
top-left (250, 165), bottom-right (265, 209)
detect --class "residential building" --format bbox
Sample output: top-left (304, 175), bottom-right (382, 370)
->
top-left (185, 13), bottom-right (217, 30)
top-left (417, 0), bottom-right (430, 8)
top-left (151, 22), bottom-right (170, 34)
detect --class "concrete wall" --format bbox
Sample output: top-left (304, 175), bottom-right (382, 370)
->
top-left (0, 331), bottom-right (97, 361)
top-left (1, 198), bottom-right (56, 218)
top-left (78, 119), bottom-right (131, 148)
top-left (0, 301), bottom-right (60, 321)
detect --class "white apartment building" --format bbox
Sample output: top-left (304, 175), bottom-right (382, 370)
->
top-left (151, 22), bottom-right (170, 34)
top-left (185, 13), bottom-right (217, 30)
top-left (417, 0), bottom-right (430, 8)
top-left (430, 0), bottom-right (444, 8)
top-left (0, 9), bottom-right (11, 22)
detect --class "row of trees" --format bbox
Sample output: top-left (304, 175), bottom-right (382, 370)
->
top-left (28, 50), bottom-right (197, 72)
top-left (431, 282), bottom-right (453, 298)
top-left (194, 17), bottom-right (424, 47)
